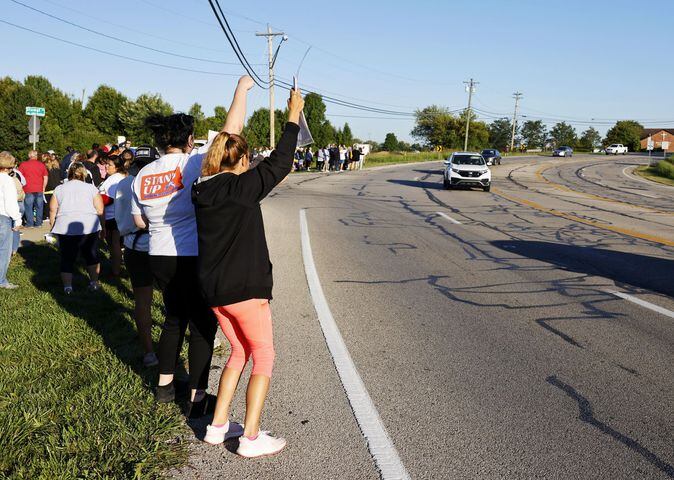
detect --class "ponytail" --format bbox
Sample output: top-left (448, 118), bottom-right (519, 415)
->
top-left (201, 132), bottom-right (249, 177)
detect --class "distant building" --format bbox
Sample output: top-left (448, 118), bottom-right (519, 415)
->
top-left (641, 129), bottom-right (674, 152)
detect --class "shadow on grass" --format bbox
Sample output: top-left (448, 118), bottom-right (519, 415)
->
top-left (20, 242), bottom-right (188, 390)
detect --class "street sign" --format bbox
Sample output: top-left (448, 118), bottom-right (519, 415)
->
top-left (25, 106), bottom-right (46, 117)
top-left (662, 141), bottom-right (670, 151)
top-left (29, 134), bottom-right (39, 144)
top-left (647, 136), bottom-right (654, 151)
top-left (28, 116), bottom-right (41, 135)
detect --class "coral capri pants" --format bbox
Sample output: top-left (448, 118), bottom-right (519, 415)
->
top-left (212, 299), bottom-right (275, 378)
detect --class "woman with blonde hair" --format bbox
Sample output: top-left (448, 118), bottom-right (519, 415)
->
top-left (49, 162), bottom-right (105, 295)
top-left (42, 152), bottom-right (61, 222)
top-left (0, 151), bottom-right (22, 289)
top-left (192, 87), bottom-right (303, 457)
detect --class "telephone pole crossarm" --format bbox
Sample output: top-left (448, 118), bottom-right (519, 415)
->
top-left (463, 78), bottom-right (479, 151)
top-left (256, 25), bottom-right (285, 148)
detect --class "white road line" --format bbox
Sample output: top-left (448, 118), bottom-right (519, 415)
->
top-left (436, 211), bottom-right (462, 225)
top-left (299, 209), bottom-right (411, 480)
top-left (413, 176), bottom-right (420, 181)
top-left (622, 165), bottom-right (674, 191)
top-left (607, 291), bottom-right (674, 319)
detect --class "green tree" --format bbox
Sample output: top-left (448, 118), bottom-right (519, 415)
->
top-left (550, 122), bottom-right (577, 147)
top-left (411, 105), bottom-right (461, 149)
top-left (84, 85), bottom-right (128, 137)
top-left (488, 118), bottom-right (513, 150)
top-left (188, 103), bottom-right (207, 138)
top-left (520, 120), bottom-right (547, 149)
top-left (341, 123), bottom-right (353, 145)
top-left (243, 108), bottom-right (287, 148)
top-left (604, 120), bottom-right (643, 151)
top-left (202, 106), bottom-right (228, 134)
top-left (458, 110), bottom-right (489, 150)
top-left (578, 127), bottom-right (602, 151)
top-left (383, 132), bottom-right (399, 151)
top-left (119, 93), bottom-right (173, 145)
top-left (303, 92), bottom-right (336, 147)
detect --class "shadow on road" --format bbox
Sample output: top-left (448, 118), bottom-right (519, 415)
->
top-left (387, 179), bottom-right (443, 190)
top-left (490, 240), bottom-right (674, 298)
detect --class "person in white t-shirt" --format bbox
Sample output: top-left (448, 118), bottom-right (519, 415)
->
top-left (115, 148), bottom-right (159, 368)
top-left (132, 75), bottom-right (254, 418)
top-left (99, 155), bottom-right (127, 277)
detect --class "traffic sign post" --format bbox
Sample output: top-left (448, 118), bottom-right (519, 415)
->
top-left (27, 115), bottom-right (41, 150)
top-left (25, 107), bottom-right (45, 150)
top-left (663, 141), bottom-right (670, 158)
top-left (25, 106), bottom-right (46, 117)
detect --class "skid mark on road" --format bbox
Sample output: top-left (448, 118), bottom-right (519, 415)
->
top-left (547, 375), bottom-right (674, 478)
top-left (491, 187), bottom-right (674, 247)
top-left (300, 209), bottom-right (411, 480)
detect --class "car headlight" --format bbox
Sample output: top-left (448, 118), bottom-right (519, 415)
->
top-left (480, 169), bottom-right (488, 174)
top-left (451, 168), bottom-right (461, 173)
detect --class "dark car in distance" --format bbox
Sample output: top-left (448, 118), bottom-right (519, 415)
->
top-left (481, 149), bottom-right (502, 165)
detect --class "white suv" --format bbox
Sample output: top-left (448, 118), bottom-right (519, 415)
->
top-left (443, 152), bottom-right (492, 192)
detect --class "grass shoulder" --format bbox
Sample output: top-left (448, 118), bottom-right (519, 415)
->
top-left (365, 151), bottom-right (445, 168)
top-left (0, 244), bottom-right (187, 478)
top-left (634, 161), bottom-right (674, 187)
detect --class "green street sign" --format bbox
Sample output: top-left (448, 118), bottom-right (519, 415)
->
top-left (25, 106), bottom-right (46, 117)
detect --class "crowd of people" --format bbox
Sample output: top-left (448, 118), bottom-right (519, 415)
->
top-left (0, 75), bottom-right (309, 459)
top-left (251, 143), bottom-right (366, 172)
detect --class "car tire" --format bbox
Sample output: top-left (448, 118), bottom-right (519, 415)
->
top-left (443, 179), bottom-right (450, 190)
top-left (483, 185), bottom-right (491, 192)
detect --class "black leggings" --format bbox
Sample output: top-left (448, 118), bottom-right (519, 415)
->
top-left (150, 255), bottom-right (217, 390)
top-left (58, 233), bottom-right (99, 273)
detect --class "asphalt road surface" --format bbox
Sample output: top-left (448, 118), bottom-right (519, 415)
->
top-left (172, 153), bottom-right (674, 480)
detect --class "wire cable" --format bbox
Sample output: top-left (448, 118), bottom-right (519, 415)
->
top-left (9, 0), bottom-right (257, 66)
top-left (208, 0), bottom-right (269, 86)
top-left (0, 19), bottom-right (243, 78)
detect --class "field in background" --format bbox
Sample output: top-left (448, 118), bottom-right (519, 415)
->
top-left (0, 244), bottom-right (187, 478)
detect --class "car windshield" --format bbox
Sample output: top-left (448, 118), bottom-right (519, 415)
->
top-left (610, 144), bottom-right (619, 147)
top-left (453, 155), bottom-right (485, 165)
top-left (481, 150), bottom-right (495, 156)
top-left (559, 146), bottom-right (570, 150)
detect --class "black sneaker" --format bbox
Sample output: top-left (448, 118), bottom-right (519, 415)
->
top-left (155, 383), bottom-right (175, 403)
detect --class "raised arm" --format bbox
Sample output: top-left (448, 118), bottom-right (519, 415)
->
top-left (222, 75), bottom-right (255, 135)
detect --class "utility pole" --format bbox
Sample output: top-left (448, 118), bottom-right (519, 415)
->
top-left (510, 92), bottom-right (523, 154)
top-left (256, 24), bottom-right (285, 147)
top-left (463, 78), bottom-right (478, 151)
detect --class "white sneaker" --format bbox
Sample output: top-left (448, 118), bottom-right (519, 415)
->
top-left (204, 421), bottom-right (244, 445)
top-left (236, 431), bottom-right (286, 458)
top-left (143, 352), bottom-right (159, 367)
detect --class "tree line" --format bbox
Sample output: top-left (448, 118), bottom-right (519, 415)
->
top-left (0, 76), bottom-right (647, 160)
top-left (0, 76), bottom-right (357, 161)
top-left (410, 106), bottom-right (645, 152)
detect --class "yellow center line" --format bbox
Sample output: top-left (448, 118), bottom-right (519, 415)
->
top-left (492, 186), bottom-right (674, 247)
top-left (533, 164), bottom-right (670, 215)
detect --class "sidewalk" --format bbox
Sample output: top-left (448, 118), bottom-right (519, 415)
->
top-left (18, 223), bottom-right (51, 246)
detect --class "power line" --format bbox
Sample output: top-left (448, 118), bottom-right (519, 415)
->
top-left (207, 0), bottom-right (269, 86)
top-left (9, 0), bottom-right (257, 66)
top-left (0, 19), bottom-right (243, 78)
top-left (28, 0), bottom-right (231, 54)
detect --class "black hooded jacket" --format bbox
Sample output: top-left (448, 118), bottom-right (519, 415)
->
top-left (192, 122), bottom-right (299, 307)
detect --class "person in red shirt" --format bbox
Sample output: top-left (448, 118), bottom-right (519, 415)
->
top-left (18, 150), bottom-right (48, 227)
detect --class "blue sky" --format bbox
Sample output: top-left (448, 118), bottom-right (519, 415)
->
top-left (1, 0), bottom-right (673, 142)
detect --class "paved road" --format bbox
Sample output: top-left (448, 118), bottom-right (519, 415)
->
top-left (173, 154), bottom-right (674, 479)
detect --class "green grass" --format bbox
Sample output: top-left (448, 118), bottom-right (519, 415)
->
top-left (0, 243), bottom-right (187, 478)
top-left (364, 151), bottom-right (446, 168)
top-left (635, 159), bottom-right (674, 187)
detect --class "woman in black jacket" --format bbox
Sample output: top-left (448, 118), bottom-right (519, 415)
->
top-left (192, 87), bottom-right (304, 458)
